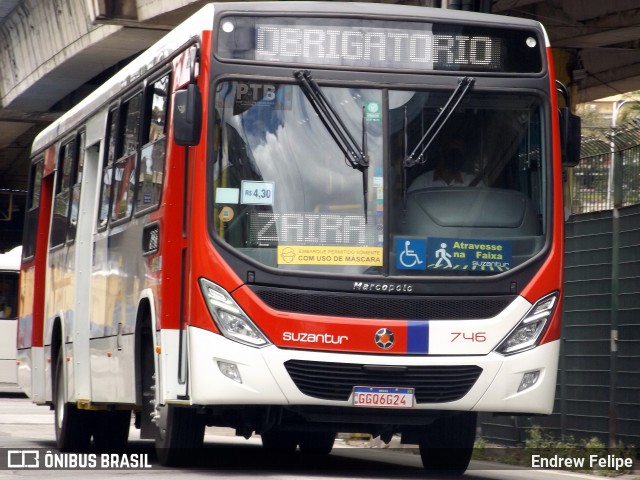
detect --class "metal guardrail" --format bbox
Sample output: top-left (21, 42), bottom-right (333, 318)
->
top-left (572, 120), bottom-right (640, 214)
top-left (480, 204), bottom-right (640, 448)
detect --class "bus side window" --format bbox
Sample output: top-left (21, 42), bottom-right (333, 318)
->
top-left (67, 131), bottom-right (85, 242)
top-left (50, 139), bottom-right (75, 248)
top-left (23, 160), bottom-right (43, 259)
top-left (111, 93), bottom-right (142, 223)
top-left (49, 130), bottom-right (86, 247)
top-left (98, 110), bottom-right (118, 229)
top-left (136, 74), bottom-right (170, 213)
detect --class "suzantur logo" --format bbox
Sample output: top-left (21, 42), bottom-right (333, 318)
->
top-left (374, 328), bottom-right (395, 349)
top-left (283, 332), bottom-right (348, 344)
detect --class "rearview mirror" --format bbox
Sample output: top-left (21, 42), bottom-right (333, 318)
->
top-left (172, 83), bottom-right (202, 146)
top-left (555, 81), bottom-right (581, 168)
top-left (559, 107), bottom-right (581, 167)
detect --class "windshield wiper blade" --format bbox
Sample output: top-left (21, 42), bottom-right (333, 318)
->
top-left (402, 76), bottom-right (475, 213)
top-left (401, 104), bottom-right (409, 212)
top-left (404, 76), bottom-right (475, 168)
top-left (294, 70), bottom-right (369, 170)
top-left (294, 69), bottom-right (369, 221)
top-left (361, 104), bottom-right (368, 222)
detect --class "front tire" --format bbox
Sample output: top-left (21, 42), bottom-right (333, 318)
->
top-left (53, 353), bottom-right (92, 451)
top-left (298, 431), bottom-right (336, 455)
top-left (155, 404), bottom-right (205, 466)
top-left (93, 410), bottom-right (131, 451)
top-left (419, 412), bottom-right (477, 475)
top-left (261, 428), bottom-right (298, 452)
top-left (139, 320), bottom-right (204, 466)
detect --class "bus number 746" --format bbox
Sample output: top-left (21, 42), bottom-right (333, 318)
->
top-left (450, 332), bottom-right (487, 343)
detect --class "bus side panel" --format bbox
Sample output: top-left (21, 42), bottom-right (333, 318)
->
top-left (43, 138), bottom-right (80, 405)
top-left (0, 254), bottom-right (20, 386)
top-left (32, 147), bottom-right (56, 351)
top-left (90, 218), bottom-right (145, 403)
top-left (87, 235), bottom-right (118, 403)
top-left (147, 48), bottom-right (198, 403)
top-left (44, 241), bottom-right (77, 401)
top-left (86, 61), bottom-right (187, 403)
top-left (87, 101), bottom-right (145, 404)
top-left (18, 148), bottom-right (55, 402)
top-left (72, 138), bottom-right (102, 403)
top-left (17, 263), bottom-right (35, 351)
top-left (159, 49), bottom-right (192, 332)
top-left (0, 319), bottom-right (17, 384)
top-left (521, 46), bottom-right (564, 345)
top-left (17, 262), bottom-right (35, 396)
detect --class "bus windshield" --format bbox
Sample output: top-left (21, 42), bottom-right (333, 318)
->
top-left (212, 80), bottom-right (546, 276)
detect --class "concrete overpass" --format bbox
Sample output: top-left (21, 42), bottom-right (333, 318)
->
top-left (0, 0), bottom-right (639, 192)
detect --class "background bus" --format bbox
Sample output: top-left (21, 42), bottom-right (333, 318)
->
top-left (0, 245), bottom-right (21, 388)
top-left (18, 1), bottom-right (579, 474)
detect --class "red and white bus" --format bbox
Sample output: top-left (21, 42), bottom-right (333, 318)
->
top-left (0, 245), bottom-right (21, 387)
top-left (18, 1), bottom-right (580, 472)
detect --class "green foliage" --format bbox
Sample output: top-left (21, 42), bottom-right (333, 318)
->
top-left (473, 426), bottom-right (636, 476)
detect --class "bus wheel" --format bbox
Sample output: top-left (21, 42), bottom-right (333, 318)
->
top-left (418, 412), bottom-right (476, 475)
top-left (53, 353), bottom-right (92, 451)
top-left (298, 431), bottom-right (336, 455)
top-left (260, 428), bottom-right (298, 452)
top-left (155, 405), bottom-right (205, 466)
top-left (93, 410), bottom-right (131, 452)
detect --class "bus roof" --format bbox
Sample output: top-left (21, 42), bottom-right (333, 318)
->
top-left (0, 246), bottom-right (21, 271)
top-left (216, 1), bottom-right (542, 28)
top-left (31, 3), bottom-right (216, 154)
top-left (31, 1), bottom-right (547, 154)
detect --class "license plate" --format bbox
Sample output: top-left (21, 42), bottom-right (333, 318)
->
top-left (352, 386), bottom-right (414, 408)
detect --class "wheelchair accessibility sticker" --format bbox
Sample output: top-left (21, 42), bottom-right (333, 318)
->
top-left (396, 239), bottom-right (427, 270)
top-left (426, 237), bottom-right (512, 271)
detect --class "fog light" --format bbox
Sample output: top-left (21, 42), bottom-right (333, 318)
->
top-left (218, 361), bottom-right (242, 383)
top-left (518, 370), bottom-right (540, 392)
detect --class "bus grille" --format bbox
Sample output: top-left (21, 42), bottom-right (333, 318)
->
top-left (284, 360), bottom-right (482, 403)
top-left (250, 286), bottom-right (514, 320)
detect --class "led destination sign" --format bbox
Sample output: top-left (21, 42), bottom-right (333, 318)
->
top-left (255, 25), bottom-right (500, 70)
top-left (217, 16), bottom-right (543, 73)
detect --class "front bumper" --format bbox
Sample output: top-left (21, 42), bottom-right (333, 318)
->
top-left (187, 326), bottom-right (559, 415)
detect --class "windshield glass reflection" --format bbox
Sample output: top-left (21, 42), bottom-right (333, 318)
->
top-left (212, 81), bottom-right (546, 277)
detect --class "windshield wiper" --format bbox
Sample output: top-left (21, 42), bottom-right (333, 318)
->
top-left (294, 70), bottom-right (369, 221)
top-left (402, 76), bottom-right (475, 209)
top-left (404, 76), bottom-right (475, 168)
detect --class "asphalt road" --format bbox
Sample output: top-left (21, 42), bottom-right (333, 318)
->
top-left (0, 392), bottom-right (637, 480)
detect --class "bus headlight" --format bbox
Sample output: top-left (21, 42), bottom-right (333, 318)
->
top-left (199, 278), bottom-right (271, 347)
top-left (495, 292), bottom-right (558, 355)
